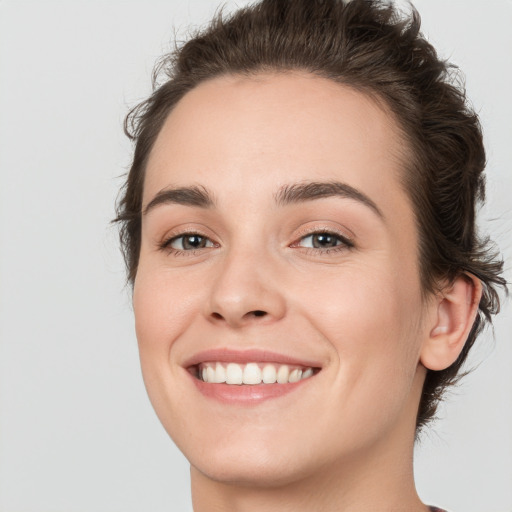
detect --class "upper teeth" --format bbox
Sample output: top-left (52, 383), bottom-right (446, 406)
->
top-left (199, 362), bottom-right (314, 385)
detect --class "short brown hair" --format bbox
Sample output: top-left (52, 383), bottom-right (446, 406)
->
top-left (115, 0), bottom-right (506, 431)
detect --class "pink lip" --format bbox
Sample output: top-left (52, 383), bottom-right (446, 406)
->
top-left (183, 348), bottom-right (322, 406)
top-left (182, 348), bottom-right (322, 368)
top-left (189, 375), bottom-right (311, 405)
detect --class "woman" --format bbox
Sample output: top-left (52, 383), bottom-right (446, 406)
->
top-left (115, 1), bottom-right (506, 510)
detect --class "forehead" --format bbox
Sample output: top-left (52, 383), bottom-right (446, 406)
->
top-left (144, 71), bottom-right (411, 215)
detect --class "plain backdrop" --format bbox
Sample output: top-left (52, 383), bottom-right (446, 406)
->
top-left (0, 1), bottom-right (510, 511)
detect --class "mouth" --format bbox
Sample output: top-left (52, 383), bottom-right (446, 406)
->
top-left (184, 349), bottom-right (322, 404)
top-left (190, 361), bottom-right (318, 384)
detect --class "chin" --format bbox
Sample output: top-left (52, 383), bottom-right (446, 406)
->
top-left (173, 422), bottom-right (322, 487)
top-left (190, 447), bottom-right (317, 489)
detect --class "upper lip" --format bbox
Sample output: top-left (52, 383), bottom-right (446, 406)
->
top-left (182, 348), bottom-right (323, 369)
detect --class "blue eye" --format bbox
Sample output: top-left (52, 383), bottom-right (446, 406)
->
top-left (168, 234), bottom-right (214, 251)
top-left (297, 232), bottom-right (353, 250)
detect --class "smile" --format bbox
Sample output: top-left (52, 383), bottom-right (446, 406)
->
top-left (185, 349), bottom-right (322, 404)
top-left (197, 362), bottom-right (315, 385)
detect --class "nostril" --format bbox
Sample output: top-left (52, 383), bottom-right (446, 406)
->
top-left (209, 309), bottom-right (269, 324)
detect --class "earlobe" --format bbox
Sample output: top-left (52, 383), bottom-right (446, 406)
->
top-left (420, 273), bottom-right (483, 371)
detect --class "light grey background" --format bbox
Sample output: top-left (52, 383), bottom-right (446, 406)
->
top-left (0, 1), bottom-right (510, 511)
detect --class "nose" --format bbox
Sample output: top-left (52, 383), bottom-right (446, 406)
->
top-left (205, 247), bottom-right (287, 328)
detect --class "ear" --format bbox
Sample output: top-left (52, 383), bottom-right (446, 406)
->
top-left (420, 273), bottom-right (483, 371)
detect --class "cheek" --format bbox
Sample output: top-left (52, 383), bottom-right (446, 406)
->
top-left (298, 257), bottom-right (422, 342)
top-left (132, 265), bottom-right (204, 426)
top-left (295, 260), bottom-right (424, 394)
top-left (132, 266), bottom-right (199, 409)
top-left (133, 264), bottom-right (201, 349)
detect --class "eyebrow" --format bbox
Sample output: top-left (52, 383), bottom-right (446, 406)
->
top-left (143, 185), bottom-right (215, 215)
top-left (275, 181), bottom-right (383, 218)
top-left (143, 180), bottom-right (383, 219)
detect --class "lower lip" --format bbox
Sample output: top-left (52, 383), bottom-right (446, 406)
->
top-left (189, 373), bottom-right (313, 405)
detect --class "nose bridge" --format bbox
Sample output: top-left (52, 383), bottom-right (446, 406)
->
top-left (206, 241), bottom-right (286, 326)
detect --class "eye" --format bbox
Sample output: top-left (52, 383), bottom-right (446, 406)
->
top-left (295, 231), bottom-right (353, 250)
top-left (167, 234), bottom-right (215, 251)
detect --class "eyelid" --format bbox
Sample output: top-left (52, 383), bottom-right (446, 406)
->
top-left (158, 227), bottom-right (219, 254)
top-left (168, 234), bottom-right (215, 250)
top-left (290, 225), bottom-right (355, 248)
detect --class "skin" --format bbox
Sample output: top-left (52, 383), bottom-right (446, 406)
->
top-left (133, 72), bottom-right (478, 511)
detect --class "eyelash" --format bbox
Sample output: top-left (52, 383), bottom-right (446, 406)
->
top-left (159, 230), bottom-right (217, 257)
top-left (159, 229), bottom-right (354, 256)
top-left (291, 229), bottom-right (354, 255)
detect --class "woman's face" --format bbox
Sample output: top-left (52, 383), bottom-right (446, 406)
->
top-left (134, 72), bottom-right (433, 485)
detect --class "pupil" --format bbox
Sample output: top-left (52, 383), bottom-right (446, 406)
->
top-left (183, 235), bottom-right (205, 249)
top-left (313, 233), bottom-right (337, 248)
